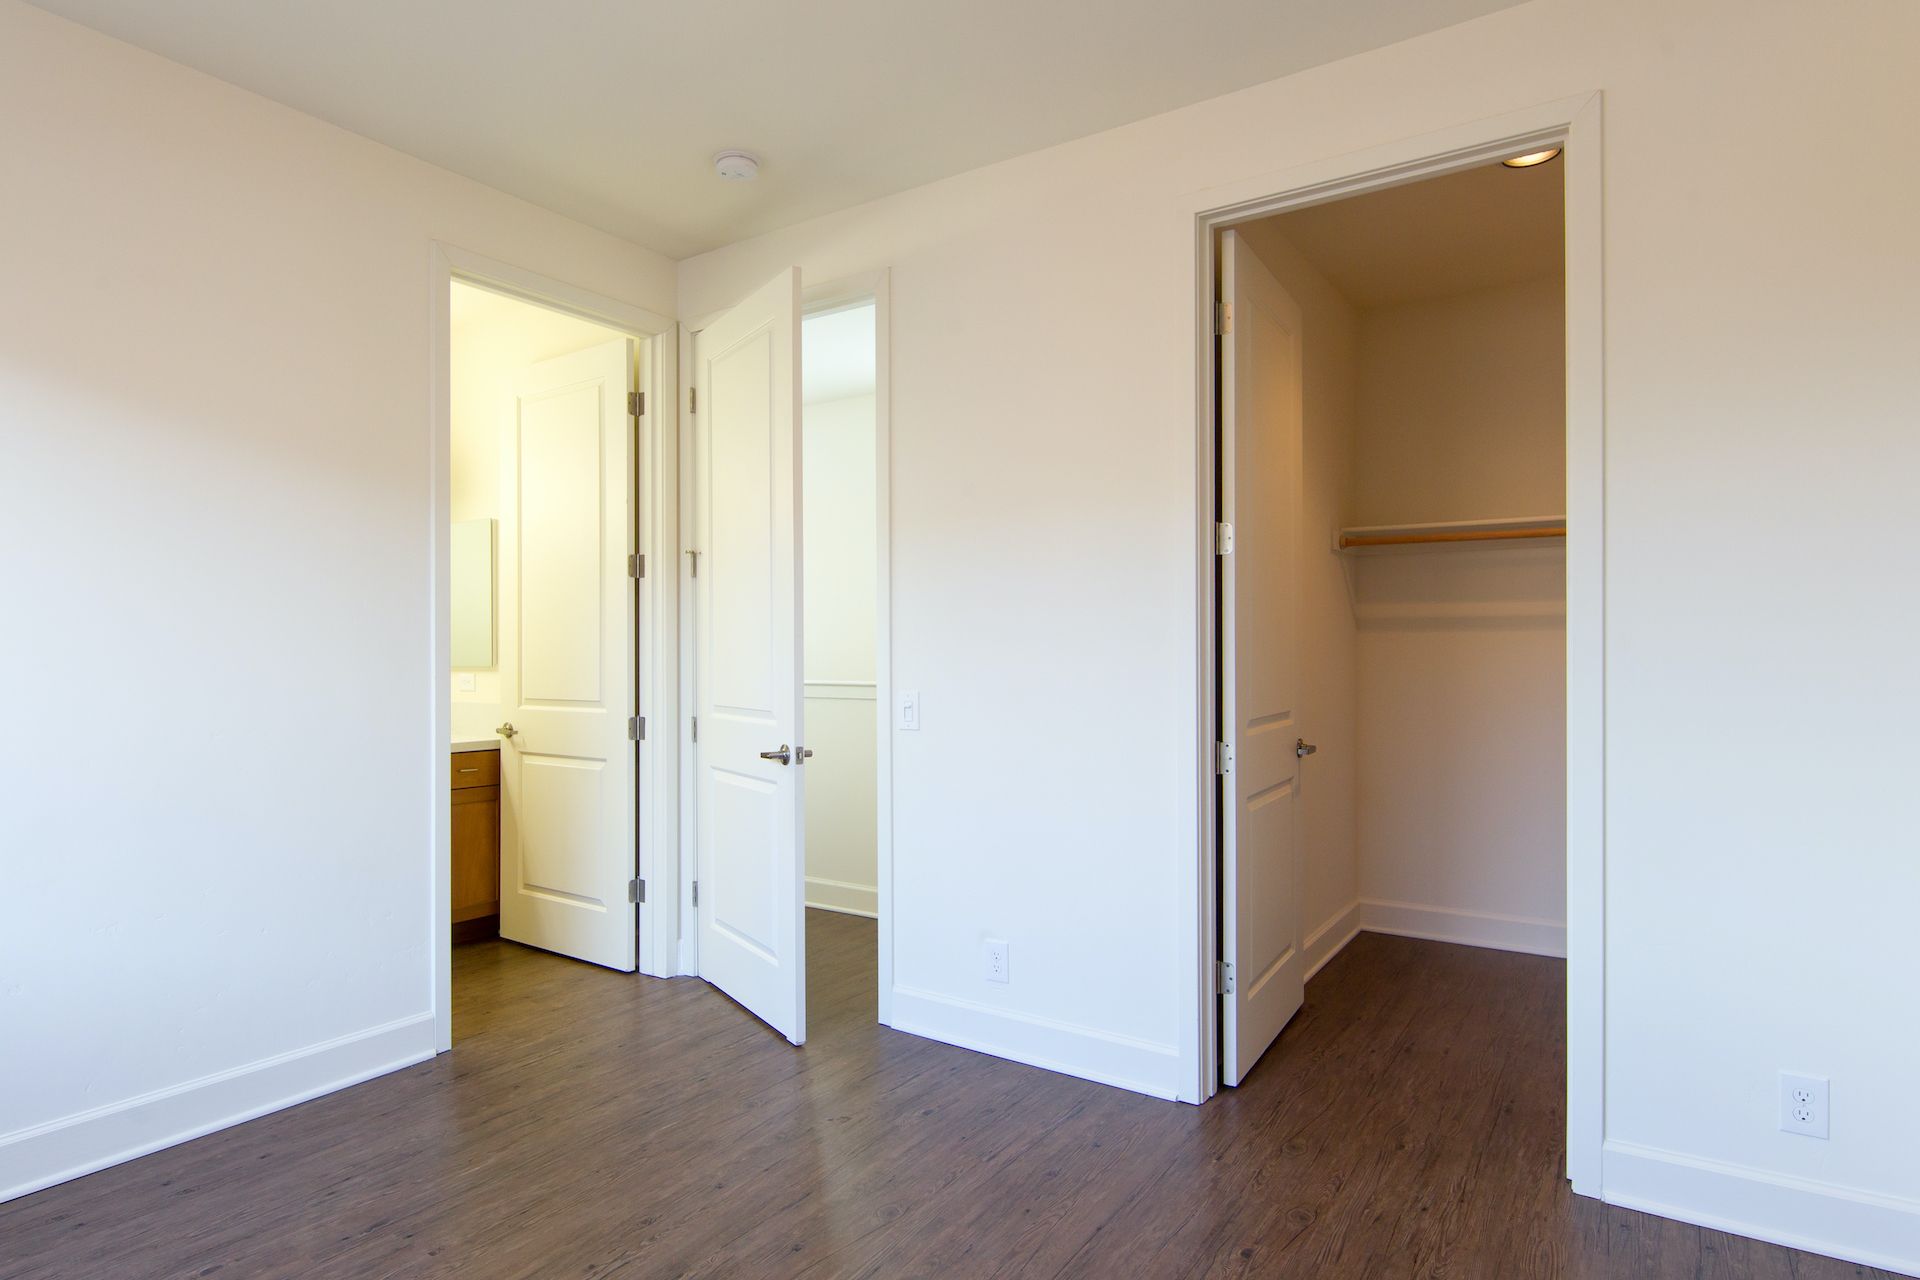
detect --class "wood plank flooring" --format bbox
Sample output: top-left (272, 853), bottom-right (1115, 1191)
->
top-left (1, 916), bottom-right (1894, 1279)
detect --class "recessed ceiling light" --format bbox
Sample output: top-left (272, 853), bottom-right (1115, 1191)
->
top-left (1501, 147), bottom-right (1562, 169)
top-left (714, 150), bottom-right (760, 182)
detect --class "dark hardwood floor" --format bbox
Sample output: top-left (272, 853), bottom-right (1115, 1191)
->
top-left (2, 916), bottom-right (1893, 1279)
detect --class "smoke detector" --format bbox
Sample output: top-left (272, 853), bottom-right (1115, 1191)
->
top-left (714, 151), bottom-right (760, 182)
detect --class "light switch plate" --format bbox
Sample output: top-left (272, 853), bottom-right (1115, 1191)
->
top-left (897, 690), bottom-right (920, 731)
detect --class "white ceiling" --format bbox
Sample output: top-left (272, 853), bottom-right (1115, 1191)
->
top-left (803, 303), bottom-right (876, 405)
top-left (1239, 157), bottom-right (1563, 309)
top-left (450, 281), bottom-right (626, 361)
top-left (29, 0), bottom-right (1524, 259)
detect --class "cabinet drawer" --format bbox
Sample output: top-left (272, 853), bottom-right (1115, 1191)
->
top-left (450, 750), bottom-right (500, 789)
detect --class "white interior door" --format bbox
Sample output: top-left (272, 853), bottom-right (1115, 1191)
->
top-left (1219, 230), bottom-right (1306, 1086)
top-left (692, 269), bottom-right (807, 1044)
top-left (496, 336), bottom-right (638, 972)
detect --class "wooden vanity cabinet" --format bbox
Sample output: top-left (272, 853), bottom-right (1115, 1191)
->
top-left (451, 749), bottom-right (500, 942)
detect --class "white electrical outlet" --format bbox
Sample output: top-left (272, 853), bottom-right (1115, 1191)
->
top-left (983, 938), bottom-right (1009, 984)
top-left (457, 672), bottom-right (477, 692)
top-left (1779, 1072), bottom-right (1829, 1139)
top-left (897, 690), bottom-right (921, 731)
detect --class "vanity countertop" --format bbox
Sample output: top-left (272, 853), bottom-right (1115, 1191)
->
top-left (452, 738), bottom-right (501, 754)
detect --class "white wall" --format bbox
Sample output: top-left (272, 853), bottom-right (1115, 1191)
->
top-left (9, 0), bottom-right (1920, 1267)
top-left (676, 0), bottom-right (1920, 1268)
top-left (1352, 276), bottom-right (1567, 948)
top-left (802, 391), bottom-right (879, 916)
top-left (1231, 224), bottom-right (1361, 972)
top-left (1352, 276), bottom-right (1567, 526)
top-left (0, 0), bottom-right (674, 1200)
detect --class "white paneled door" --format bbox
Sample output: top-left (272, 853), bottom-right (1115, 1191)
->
top-left (692, 269), bottom-right (807, 1044)
top-left (1218, 231), bottom-right (1307, 1086)
top-left (497, 336), bottom-right (638, 972)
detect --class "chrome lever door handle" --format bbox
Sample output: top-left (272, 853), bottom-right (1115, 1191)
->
top-left (497, 722), bottom-right (517, 739)
top-left (759, 744), bottom-right (793, 765)
top-left (1296, 738), bottom-right (1317, 758)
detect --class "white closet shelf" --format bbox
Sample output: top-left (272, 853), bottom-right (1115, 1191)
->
top-left (1336, 515), bottom-right (1566, 551)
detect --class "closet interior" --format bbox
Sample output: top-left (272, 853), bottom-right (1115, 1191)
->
top-left (1238, 153), bottom-right (1569, 983)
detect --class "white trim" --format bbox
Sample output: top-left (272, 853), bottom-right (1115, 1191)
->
top-left (0, 1015), bottom-right (434, 1203)
top-left (889, 986), bottom-right (1184, 1100)
top-left (1302, 899), bottom-right (1365, 981)
top-left (1603, 1142), bottom-right (1920, 1278)
top-left (805, 679), bottom-right (878, 701)
top-left (1182, 95), bottom-right (1606, 1201)
top-left (1296, 898), bottom-right (1565, 985)
top-left (805, 876), bottom-right (879, 918)
top-left (872, 274), bottom-right (896, 1030)
top-left (1561, 91), bottom-right (1608, 1197)
top-left (429, 245), bottom-right (455, 1052)
top-left (429, 243), bottom-right (678, 1028)
top-left (1359, 899), bottom-right (1566, 959)
top-left (639, 326), bottom-right (682, 980)
top-left (437, 245), bottom-right (675, 336)
top-left (675, 322), bottom-right (701, 978)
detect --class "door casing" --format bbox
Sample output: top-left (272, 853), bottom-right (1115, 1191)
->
top-left (1185, 93), bottom-right (1606, 1195)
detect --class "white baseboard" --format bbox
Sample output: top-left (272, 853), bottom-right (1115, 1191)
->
top-left (1604, 1141), bottom-right (1920, 1278)
top-left (0, 1013), bottom-right (435, 1204)
top-left (1359, 898), bottom-right (1566, 958)
top-left (1303, 899), bottom-right (1365, 980)
top-left (805, 875), bottom-right (878, 919)
top-left (1292, 898), bottom-right (1564, 981)
top-left (888, 985), bottom-right (1183, 1101)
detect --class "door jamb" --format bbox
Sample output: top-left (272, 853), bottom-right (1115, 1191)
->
top-left (673, 270), bottom-right (896, 1027)
top-left (1184, 93), bottom-right (1605, 1195)
top-left (429, 243), bottom-right (679, 1054)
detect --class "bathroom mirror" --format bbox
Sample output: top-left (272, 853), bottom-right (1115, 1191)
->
top-left (450, 518), bottom-right (495, 668)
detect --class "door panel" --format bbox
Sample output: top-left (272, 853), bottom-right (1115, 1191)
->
top-left (693, 268), bottom-right (806, 1044)
top-left (497, 336), bottom-right (638, 971)
top-left (517, 382), bottom-right (606, 702)
top-left (1219, 230), bottom-right (1306, 1086)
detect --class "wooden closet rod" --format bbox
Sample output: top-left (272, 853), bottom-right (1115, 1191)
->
top-left (1338, 525), bottom-right (1566, 549)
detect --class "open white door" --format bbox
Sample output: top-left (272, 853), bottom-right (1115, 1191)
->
top-left (497, 336), bottom-right (638, 972)
top-left (692, 269), bottom-right (807, 1044)
top-left (1218, 231), bottom-right (1306, 1085)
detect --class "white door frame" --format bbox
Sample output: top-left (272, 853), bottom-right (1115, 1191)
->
top-left (1183, 93), bottom-right (1606, 1194)
top-left (674, 270), bottom-right (896, 1026)
top-left (429, 243), bottom-right (679, 1052)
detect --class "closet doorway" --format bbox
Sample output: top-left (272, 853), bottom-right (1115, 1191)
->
top-left (1208, 145), bottom-right (1580, 1089)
